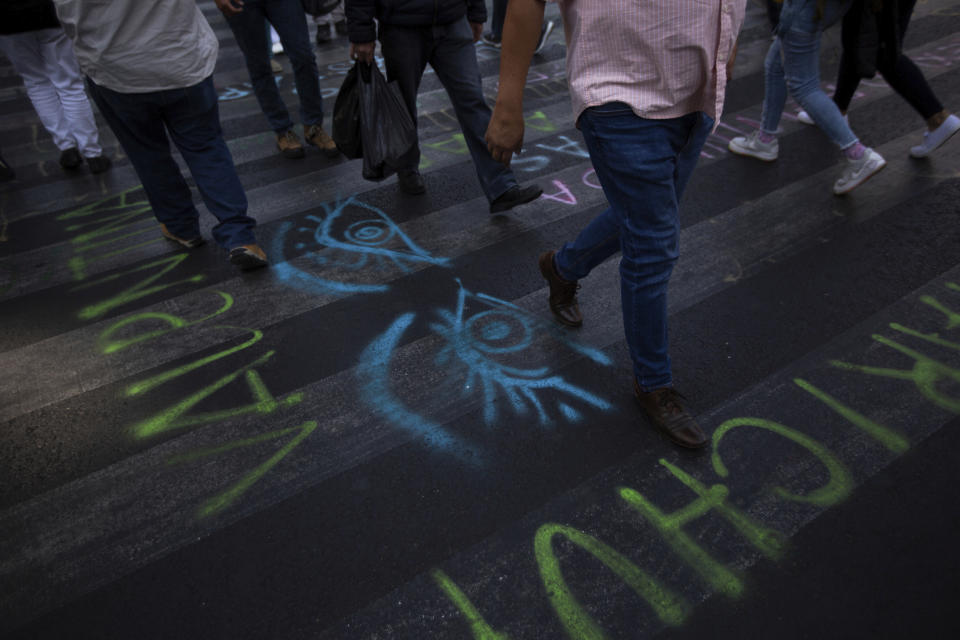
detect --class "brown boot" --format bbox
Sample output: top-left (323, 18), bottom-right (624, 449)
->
top-left (538, 250), bottom-right (582, 327)
top-left (229, 244), bottom-right (269, 270)
top-left (276, 129), bottom-right (305, 159)
top-left (304, 124), bottom-right (339, 158)
top-left (634, 381), bottom-right (708, 449)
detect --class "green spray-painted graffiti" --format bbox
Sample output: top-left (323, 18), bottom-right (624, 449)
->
top-left (431, 570), bottom-right (510, 640)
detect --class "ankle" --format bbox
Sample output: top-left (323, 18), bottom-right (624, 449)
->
top-left (927, 110), bottom-right (949, 131)
top-left (758, 130), bottom-right (777, 144)
top-left (844, 142), bottom-right (866, 160)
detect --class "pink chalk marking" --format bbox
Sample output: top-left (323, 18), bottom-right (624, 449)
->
top-left (540, 180), bottom-right (578, 206)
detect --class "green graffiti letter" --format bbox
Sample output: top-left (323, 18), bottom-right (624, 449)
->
top-left (73, 254), bottom-right (204, 320)
top-left (793, 378), bottom-right (909, 453)
top-left (172, 421), bottom-right (318, 518)
top-left (534, 523), bottom-right (688, 639)
top-left (424, 133), bottom-right (469, 155)
top-left (431, 569), bottom-right (510, 640)
top-left (619, 459), bottom-right (783, 599)
top-left (131, 350), bottom-right (303, 438)
top-left (98, 292), bottom-right (233, 354)
top-left (711, 418), bottom-right (852, 507)
top-left (525, 110), bottom-right (556, 132)
top-left (920, 293), bottom-right (960, 331)
top-left (831, 334), bottom-right (960, 414)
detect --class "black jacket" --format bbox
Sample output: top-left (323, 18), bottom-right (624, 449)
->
top-left (0, 0), bottom-right (59, 36)
top-left (345, 0), bottom-right (487, 43)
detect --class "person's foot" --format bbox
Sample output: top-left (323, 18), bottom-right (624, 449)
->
top-left (229, 244), bottom-right (269, 270)
top-left (305, 123), bottom-right (340, 158)
top-left (538, 250), bottom-right (582, 327)
top-left (833, 147), bottom-right (885, 195)
top-left (910, 113), bottom-right (960, 158)
top-left (334, 19), bottom-right (348, 37)
top-left (160, 223), bottom-right (206, 249)
top-left (86, 155), bottom-right (112, 174)
top-left (277, 129), bottom-right (305, 159)
top-left (0, 153), bottom-right (16, 182)
top-left (534, 20), bottom-right (555, 54)
top-left (271, 41), bottom-right (284, 55)
top-left (490, 184), bottom-right (543, 213)
top-left (270, 58), bottom-right (283, 74)
top-left (315, 24), bottom-right (331, 45)
top-left (481, 32), bottom-right (502, 48)
top-left (633, 382), bottom-right (708, 449)
top-left (59, 147), bottom-right (82, 170)
top-left (398, 170), bottom-right (426, 195)
top-left (728, 130), bottom-right (779, 161)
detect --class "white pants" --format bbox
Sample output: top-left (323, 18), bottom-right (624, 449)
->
top-left (0, 28), bottom-right (102, 157)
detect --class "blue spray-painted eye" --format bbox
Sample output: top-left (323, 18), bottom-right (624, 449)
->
top-left (271, 196), bottom-right (450, 297)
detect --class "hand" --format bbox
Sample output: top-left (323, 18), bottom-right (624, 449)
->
top-left (215, 0), bottom-right (244, 16)
top-left (486, 103), bottom-right (524, 167)
top-left (350, 41), bottom-right (376, 64)
top-left (470, 21), bottom-right (483, 43)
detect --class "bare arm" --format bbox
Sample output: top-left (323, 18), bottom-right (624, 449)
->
top-left (485, 0), bottom-right (546, 166)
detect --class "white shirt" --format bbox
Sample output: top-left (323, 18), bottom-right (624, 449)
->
top-left (52, 0), bottom-right (219, 93)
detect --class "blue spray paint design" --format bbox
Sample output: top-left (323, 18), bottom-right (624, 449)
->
top-left (271, 196), bottom-right (449, 297)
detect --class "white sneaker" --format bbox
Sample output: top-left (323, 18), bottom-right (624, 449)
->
top-left (909, 114), bottom-right (960, 158)
top-left (833, 148), bottom-right (886, 195)
top-left (728, 130), bottom-right (779, 161)
top-left (534, 20), bottom-right (555, 54)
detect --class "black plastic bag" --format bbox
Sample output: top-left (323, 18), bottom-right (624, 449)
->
top-left (357, 62), bottom-right (417, 181)
top-left (332, 64), bottom-right (363, 159)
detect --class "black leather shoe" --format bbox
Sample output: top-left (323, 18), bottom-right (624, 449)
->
top-left (490, 184), bottom-right (542, 213)
top-left (634, 382), bottom-right (708, 449)
top-left (59, 148), bottom-right (82, 170)
top-left (398, 170), bottom-right (426, 195)
top-left (87, 155), bottom-right (112, 174)
top-left (538, 250), bottom-right (582, 327)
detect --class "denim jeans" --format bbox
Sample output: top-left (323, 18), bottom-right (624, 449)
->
top-left (378, 17), bottom-right (517, 202)
top-left (555, 104), bottom-right (712, 390)
top-left (86, 76), bottom-right (257, 249)
top-left (762, 0), bottom-right (857, 148)
top-left (226, 0), bottom-right (324, 133)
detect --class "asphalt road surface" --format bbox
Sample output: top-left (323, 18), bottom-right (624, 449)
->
top-left (2, 1), bottom-right (959, 638)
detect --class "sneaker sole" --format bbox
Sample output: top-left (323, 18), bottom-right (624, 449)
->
top-left (728, 140), bottom-right (778, 162)
top-left (307, 139), bottom-right (341, 158)
top-left (833, 157), bottom-right (886, 195)
top-left (230, 253), bottom-right (268, 270)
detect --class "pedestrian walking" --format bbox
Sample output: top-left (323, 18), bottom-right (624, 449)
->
top-left (728, 0), bottom-right (887, 195)
top-left (0, 0), bottom-right (110, 174)
top-left (216, 0), bottom-right (339, 160)
top-left (52, 0), bottom-right (269, 270)
top-left (345, 0), bottom-right (542, 212)
top-left (486, 0), bottom-right (745, 449)
top-left (798, 0), bottom-right (960, 158)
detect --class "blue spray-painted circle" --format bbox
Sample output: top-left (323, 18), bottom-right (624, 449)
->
top-left (464, 310), bottom-right (533, 354)
top-left (345, 219), bottom-right (394, 245)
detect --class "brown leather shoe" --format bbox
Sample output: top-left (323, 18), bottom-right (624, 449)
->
top-left (304, 124), bottom-right (340, 158)
top-left (276, 129), bottom-right (305, 159)
top-left (538, 250), bottom-right (582, 327)
top-left (633, 381), bottom-right (708, 449)
top-left (229, 244), bottom-right (269, 270)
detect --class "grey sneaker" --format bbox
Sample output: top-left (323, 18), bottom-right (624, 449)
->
top-left (910, 114), bottom-right (960, 158)
top-left (833, 148), bottom-right (886, 195)
top-left (728, 130), bottom-right (779, 161)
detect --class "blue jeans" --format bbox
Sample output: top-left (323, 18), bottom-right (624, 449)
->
top-left (378, 17), bottom-right (517, 202)
top-left (86, 76), bottom-right (257, 249)
top-left (555, 104), bottom-right (712, 390)
top-left (762, 0), bottom-right (857, 148)
top-left (226, 0), bottom-right (324, 133)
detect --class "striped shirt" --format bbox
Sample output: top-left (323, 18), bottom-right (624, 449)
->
top-left (550, 0), bottom-right (746, 122)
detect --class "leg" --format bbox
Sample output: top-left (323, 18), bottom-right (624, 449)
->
top-left (378, 23), bottom-right (430, 173)
top-left (35, 28), bottom-right (103, 158)
top-left (225, 0), bottom-right (294, 133)
top-left (780, 9), bottom-right (858, 149)
top-left (266, 0), bottom-right (324, 127)
top-left (162, 77), bottom-right (257, 249)
top-left (491, 0), bottom-right (509, 39)
top-left (760, 37), bottom-right (788, 135)
top-left (85, 78), bottom-right (201, 238)
top-left (578, 105), bottom-right (708, 389)
top-left (430, 17), bottom-right (516, 202)
top-left (0, 31), bottom-right (74, 150)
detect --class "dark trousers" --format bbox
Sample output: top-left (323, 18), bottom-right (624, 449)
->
top-left (86, 76), bottom-right (256, 249)
top-left (225, 0), bottom-right (324, 132)
top-left (491, 0), bottom-right (508, 39)
top-left (378, 16), bottom-right (517, 202)
top-left (833, 0), bottom-right (942, 119)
